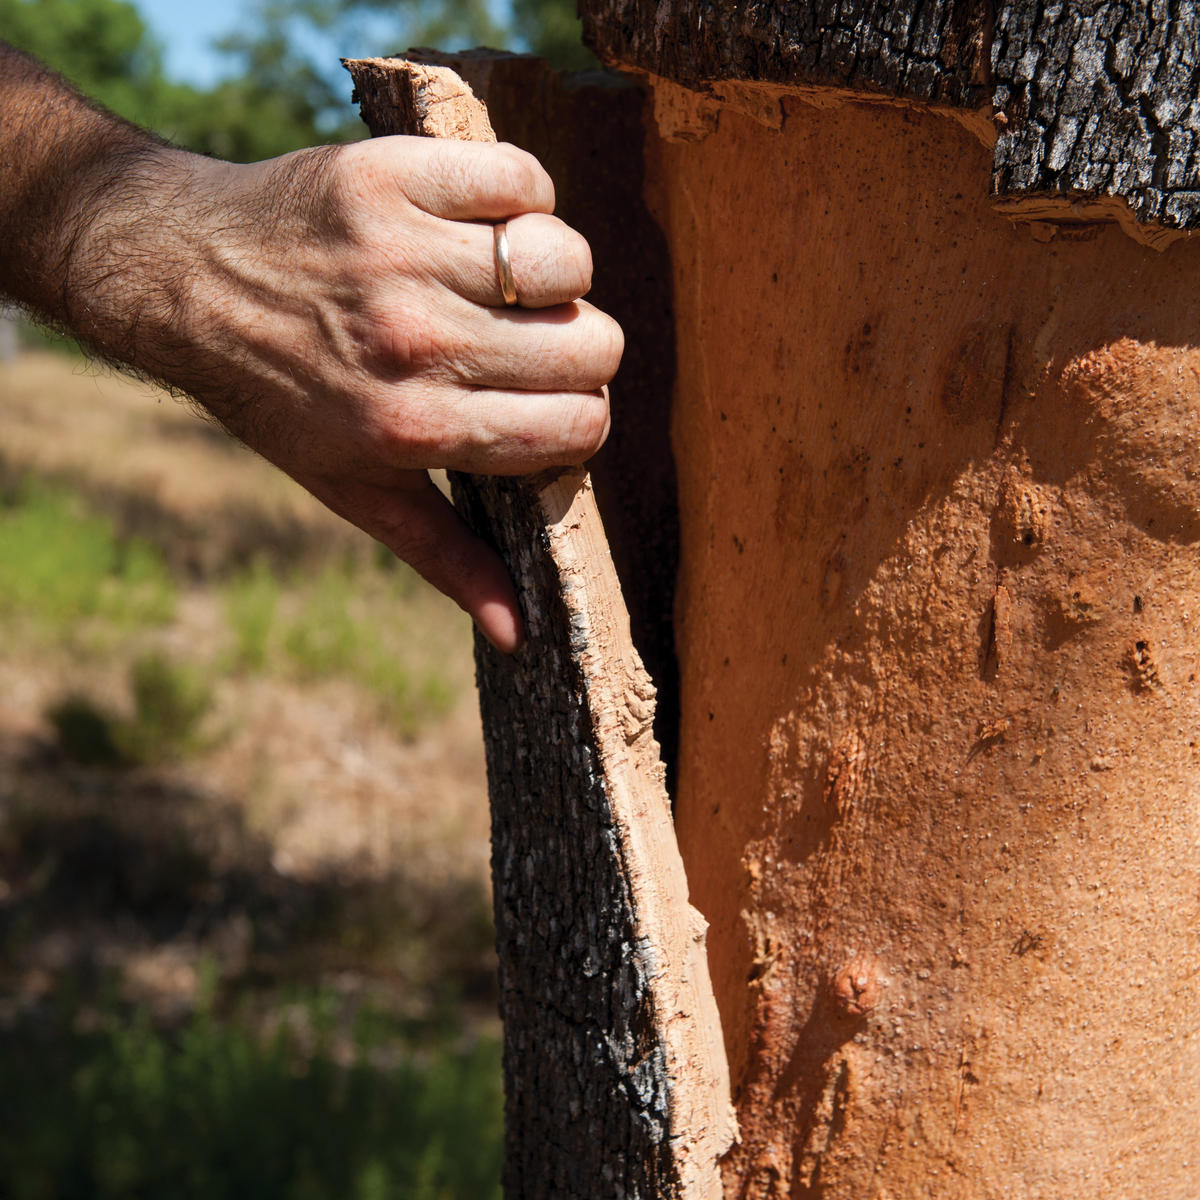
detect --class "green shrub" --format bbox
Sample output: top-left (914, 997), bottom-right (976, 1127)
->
top-left (0, 480), bottom-right (175, 635)
top-left (46, 694), bottom-right (126, 766)
top-left (281, 564), bottom-right (361, 681)
top-left (284, 563), bottom-right (457, 734)
top-left (118, 653), bottom-right (215, 763)
top-left (46, 654), bottom-right (215, 767)
top-left (223, 558), bottom-right (280, 671)
top-left (0, 995), bottom-right (503, 1200)
top-left (221, 559), bottom-right (457, 737)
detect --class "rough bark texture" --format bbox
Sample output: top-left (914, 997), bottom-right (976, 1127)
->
top-left (992, 2), bottom-right (1200, 230)
top-left (580, 0), bottom-right (993, 104)
top-left (641, 77), bottom-right (1200, 1198)
top-left (457, 470), bottom-right (733, 1200)
top-left (579, 0), bottom-right (1200, 232)
top-left (343, 57), bottom-right (734, 1199)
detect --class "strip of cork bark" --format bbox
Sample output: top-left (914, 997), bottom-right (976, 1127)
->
top-left (343, 56), bottom-right (735, 1198)
top-left (537, 470), bottom-right (736, 1196)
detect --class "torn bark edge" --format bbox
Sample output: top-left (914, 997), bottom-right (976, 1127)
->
top-left (634, 71), bottom-right (997, 146)
top-left (616, 70), bottom-right (1197, 253)
top-left (991, 194), bottom-right (1191, 252)
top-left (341, 55), bottom-right (737, 1197)
top-left (537, 469), bottom-right (737, 1197)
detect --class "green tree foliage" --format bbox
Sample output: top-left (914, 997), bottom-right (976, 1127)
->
top-left (0, 0), bottom-right (595, 163)
top-left (0, 994), bottom-right (503, 1200)
top-left (216, 0), bottom-right (598, 137)
top-left (0, 0), bottom-right (164, 124)
top-left (0, 0), bottom-right (338, 158)
top-left (511, 0), bottom-right (598, 69)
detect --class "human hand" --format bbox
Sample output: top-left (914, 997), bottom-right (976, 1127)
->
top-left (66, 136), bottom-right (623, 651)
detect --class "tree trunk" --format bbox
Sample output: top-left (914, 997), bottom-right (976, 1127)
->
top-left (344, 58), bottom-right (734, 1199)
top-left (582, 0), bottom-right (1200, 239)
top-left (636, 88), bottom-right (1200, 1200)
top-left (991, 3), bottom-right (1200, 230)
top-left (566, 1), bottom-right (1200, 1196)
top-left (353, 4), bottom-right (1200, 1192)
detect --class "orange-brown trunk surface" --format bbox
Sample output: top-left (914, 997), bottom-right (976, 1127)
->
top-left (645, 83), bottom-right (1200, 1198)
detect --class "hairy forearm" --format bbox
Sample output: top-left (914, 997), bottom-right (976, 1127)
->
top-left (0, 45), bottom-right (164, 334)
top-left (0, 43), bottom-right (335, 418)
top-left (0, 44), bottom-right (620, 649)
top-left (0, 43), bottom-right (272, 403)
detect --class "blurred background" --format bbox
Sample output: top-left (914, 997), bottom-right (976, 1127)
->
top-left (0, 1), bottom-right (588, 1196)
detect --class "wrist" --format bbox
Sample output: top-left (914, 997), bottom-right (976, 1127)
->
top-left (0, 46), bottom-right (161, 331)
top-left (57, 144), bottom-right (220, 367)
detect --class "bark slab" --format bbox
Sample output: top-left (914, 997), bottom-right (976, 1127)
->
top-left (343, 56), bottom-right (734, 1200)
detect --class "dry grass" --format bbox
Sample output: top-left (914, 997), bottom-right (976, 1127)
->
top-left (0, 351), bottom-right (353, 576)
top-left (0, 351), bottom-right (493, 1025)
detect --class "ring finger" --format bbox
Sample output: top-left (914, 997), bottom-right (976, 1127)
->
top-left (435, 211), bottom-right (595, 309)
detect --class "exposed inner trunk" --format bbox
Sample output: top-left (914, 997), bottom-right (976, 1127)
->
top-left (646, 81), bottom-right (1200, 1197)
top-left (350, 45), bottom-right (1200, 1200)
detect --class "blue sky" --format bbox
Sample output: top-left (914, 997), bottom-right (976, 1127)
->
top-left (133, 0), bottom-right (251, 87)
top-left (131, 1), bottom-right (485, 90)
top-left (131, 0), bottom-right (396, 89)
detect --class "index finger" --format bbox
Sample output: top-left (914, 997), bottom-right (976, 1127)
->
top-left (370, 137), bottom-right (556, 220)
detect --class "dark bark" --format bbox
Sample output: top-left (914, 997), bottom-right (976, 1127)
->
top-left (579, 0), bottom-right (1200, 231)
top-left (992, 2), bottom-right (1200, 229)
top-left (453, 474), bottom-right (675, 1200)
top-left (579, 0), bottom-right (994, 104)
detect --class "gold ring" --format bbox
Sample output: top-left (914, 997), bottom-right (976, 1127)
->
top-left (494, 222), bottom-right (518, 307)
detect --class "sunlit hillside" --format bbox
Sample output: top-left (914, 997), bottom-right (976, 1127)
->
top-left (0, 350), bottom-right (500, 1199)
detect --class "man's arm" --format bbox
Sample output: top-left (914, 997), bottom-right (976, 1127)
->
top-left (0, 43), bottom-right (623, 651)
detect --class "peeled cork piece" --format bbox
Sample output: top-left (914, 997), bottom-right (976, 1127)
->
top-left (343, 55), bottom-right (735, 1200)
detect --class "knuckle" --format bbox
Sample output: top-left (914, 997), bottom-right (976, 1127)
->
top-left (332, 140), bottom-right (399, 216)
top-left (563, 228), bottom-right (594, 296)
top-left (427, 152), bottom-right (476, 212)
top-left (493, 143), bottom-right (553, 211)
top-left (580, 312), bottom-right (625, 383)
top-left (336, 138), bottom-right (375, 183)
top-left (565, 394), bottom-right (610, 457)
top-left (365, 409), bottom-right (413, 463)
top-left (373, 402), bottom-right (448, 467)
top-left (509, 215), bottom-right (593, 303)
top-left (371, 416), bottom-right (417, 464)
top-left (355, 300), bottom-right (446, 375)
top-left (540, 222), bottom-right (592, 298)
